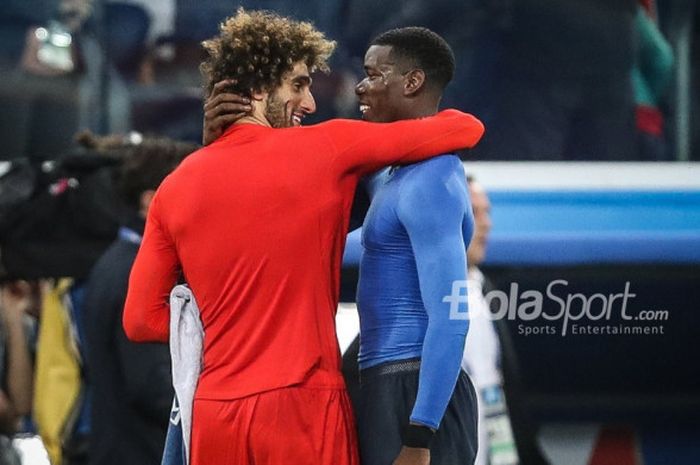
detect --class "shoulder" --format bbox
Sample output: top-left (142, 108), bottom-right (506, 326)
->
top-left (399, 155), bottom-right (467, 198)
top-left (406, 154), bottom-right (464, 177)
top-left (397, 157), bottom-right (469, 223)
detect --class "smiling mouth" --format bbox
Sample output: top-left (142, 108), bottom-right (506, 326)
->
top-left (291, 113), bottom-right (304, 126)
top-left (359, 104), bottom-right (370, 114)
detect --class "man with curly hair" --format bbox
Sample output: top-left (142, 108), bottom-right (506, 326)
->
top-left (123, 9), bottom-right (484, 465)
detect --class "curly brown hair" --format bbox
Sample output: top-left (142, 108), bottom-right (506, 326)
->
top-left (200, 8), bottom-right (336, 98)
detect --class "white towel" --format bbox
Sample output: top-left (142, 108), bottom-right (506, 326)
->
top-left (169, 285), bottom-right (204, 465)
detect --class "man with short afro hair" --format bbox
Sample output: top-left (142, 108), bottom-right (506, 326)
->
top-left (123, 9), bottom-right (484, 465)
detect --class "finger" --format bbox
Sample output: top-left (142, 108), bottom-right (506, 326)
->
top-left (204, 93), bottom-right (251, 112)
top-left (209, 79), bottom-right (236, 99)
top-left (205, 103), bottom-right (252, 120)
top-left (207, 79), bottom-right (239, 102)
top-left (212, 79), bottom-right (236, 92)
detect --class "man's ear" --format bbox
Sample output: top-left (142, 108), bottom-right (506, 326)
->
top-left (140, 190), bottom-right (156, 217)
top-left (404, 69), bottom-right (426, 97)
top-left (251, 89), bottom-right (267, 101)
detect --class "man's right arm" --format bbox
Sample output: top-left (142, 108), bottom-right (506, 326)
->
top-left (323, 110), bottom-right (484, 176)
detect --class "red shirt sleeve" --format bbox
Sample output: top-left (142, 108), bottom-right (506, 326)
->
top-left (321, 109), bottom-right (484, 176)
top-left (122, 191), bottom-right (179, 343)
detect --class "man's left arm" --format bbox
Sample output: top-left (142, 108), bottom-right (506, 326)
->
top-left (123, 191), bottom-right (180, 343)
top-left (396, 160), bottom-right (473, 444)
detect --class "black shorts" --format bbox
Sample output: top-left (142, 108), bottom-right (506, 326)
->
top-left (357, 358), bottom-right (478, 465)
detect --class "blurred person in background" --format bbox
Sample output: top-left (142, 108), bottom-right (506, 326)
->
top-left (461, 176), bottom-right (550, 465)
top-left (0, 0), bottom-right (91, 73)
top-left (633, 0), bottom-right (675, 160)
top-left (0, 281), bottom-right (38, 465)
top-left (0, 0), bottom-right (93, 161)
top-left (466, 0), bottom-right (639, 160)
top-left (81, 132), bottom-right (196, 465)
top-left (461, 177), bottom-right (518, 465)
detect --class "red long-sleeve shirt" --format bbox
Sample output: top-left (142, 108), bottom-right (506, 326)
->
top-left (123, 110), bottom-right (484, 400)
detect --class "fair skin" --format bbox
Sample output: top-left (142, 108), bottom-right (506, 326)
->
top-left (0, 282), bottom-right (35, 432)
top-left (202, 61), bottom-right (317, 143)
top-left (237, 61), bottom-right (316, 130)
top-left (466, 180), bottom-right (492, 267)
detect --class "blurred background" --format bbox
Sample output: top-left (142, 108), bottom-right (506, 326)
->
top-left (0, 0), bottom-right (699, 161)
top-left (0, 0), bottom-right (699, 465)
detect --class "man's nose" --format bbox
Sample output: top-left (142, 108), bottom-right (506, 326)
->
top-left (302, 89), bottom-right (316, 114)
top-left (355, 78), bottom-right (367, 95)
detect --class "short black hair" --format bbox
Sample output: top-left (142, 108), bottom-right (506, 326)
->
top-left (371, 27), bottom-right (455, 92)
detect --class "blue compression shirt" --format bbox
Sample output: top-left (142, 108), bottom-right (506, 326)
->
top-left (357, 154), bottom-right (473, 429)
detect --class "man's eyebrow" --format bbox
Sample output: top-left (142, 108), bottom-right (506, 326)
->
top-left (293, 75), bottom-right (312, 85)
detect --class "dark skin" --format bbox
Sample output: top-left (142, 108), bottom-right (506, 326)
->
top-left (202, 80), bottom-right (252, 145)
top-left (202, 45), bottom-right (445, 465)
top-left (355, 44), bottom-right (440, 124)
top-left (354, 43), bottom-right (441, 465)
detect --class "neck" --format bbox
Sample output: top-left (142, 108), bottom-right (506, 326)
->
top-left (234, 114), bottom-right (272, 127)
top-left (235, 95), bottom-right (272, 127)
top-left (399, 97), bottom-right (440, 120)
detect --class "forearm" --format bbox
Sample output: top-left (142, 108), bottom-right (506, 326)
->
top-left (329, 110), bottom-right (484, 175)
top-left (411, 322), bottom-right (467, 428)
top-left (4, 317), bottom-right (33, 416)
top-left (411, 248), bottom-right (469, 428)
top-left (123, 246), bottom-right (174, 342)
top-left (123, 265), bottom-right (171, 343)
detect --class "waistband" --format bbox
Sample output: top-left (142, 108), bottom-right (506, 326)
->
top-left (360, 357), bottom-right (421, 381)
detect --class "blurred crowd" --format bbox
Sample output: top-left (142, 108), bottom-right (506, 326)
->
top-left (0, 0), bottom-right (698, 161)
top-left (0, 0), bottom-right (699, 464)
top-left (0, 131), bottom-right (198, 465)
